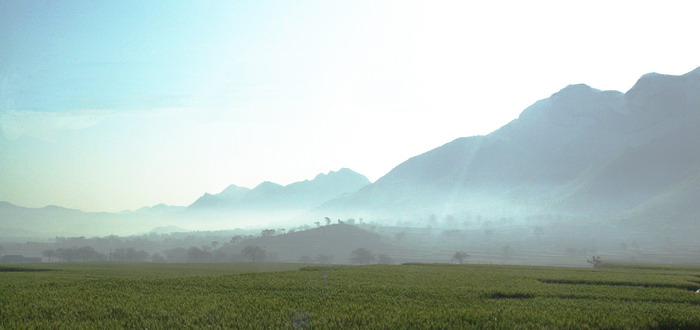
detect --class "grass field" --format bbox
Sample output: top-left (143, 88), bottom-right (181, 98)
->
top-left (2, 262), bottom-right (700, 328)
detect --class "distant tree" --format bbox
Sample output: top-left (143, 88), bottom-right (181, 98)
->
top-left (261, 229), bottom-right (276, 237)
top-left (324, 217), bottom-right (331, 226)
top-left (587, 256), bottom-right (602, 268)
top-left (55, 246), bottom-right (104, 262)
top-left (427, 214), bottom-right (437, 226)
top-left (112, 248), bottom-right (149, 262)
top-left (440, 229), bottom-right (464, 240)
top-left (501, 245), bottom-right (514, 259)
top-left (359, 218), bottom-right (364, 224)
top-left (187, 247), bottom-right (211, 263)
top-left (150, 253), bottom-right (166, 263)
top-left (42, 249), bottom-right (56, 262)
top-left (315, 254), bottom-right (334, 264)
top-left (350, 248), bottom-right (375, 264)
top-left (164, 247), bottom-right (187, 262)
top-left (313, 221), bottom-right (320, 228)
top-left (345, 218), bottom-right (356, 225)
top-left (444, 214), bottom-right (457, 227)
top-left (532, 226), bottom-right (544, 238)
top-left (211, 241), bottom-right (219, 248)
top-left (279, 228), bottom-right (286, 235)
top-left (230, 235), bottom-right (243, 245)
top-left (452, 251), bottom-right (469, 264)
top-left (241, 245), bottom-right (266, 262)
top-left (377, 254), bottom-right (395, 265)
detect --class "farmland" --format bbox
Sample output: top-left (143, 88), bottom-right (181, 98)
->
top-left (2, 262), bottom-right (700, 328)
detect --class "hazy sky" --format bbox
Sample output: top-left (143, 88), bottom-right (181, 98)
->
top-left (1, 0), bottom-right (699, 212)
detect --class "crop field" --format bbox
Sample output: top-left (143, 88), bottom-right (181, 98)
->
top-left (2, 262), bottom-right (700, 328)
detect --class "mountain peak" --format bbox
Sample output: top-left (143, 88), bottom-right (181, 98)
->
top-left (314, 167), bottom-right (364, 180)
top-left (220, 183), bottom-right (248, 192)
top-left (549, 84), bottom-right (602, 103)
top-left (555, 83), bottom-right (594, 94)
top-left (254, 181), bottom-right (284, 190)
top-left (625, 67), bottom-right (700, 117)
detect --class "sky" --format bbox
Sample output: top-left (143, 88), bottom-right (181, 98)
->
top-left (1, 0), bottom-right (699, 212)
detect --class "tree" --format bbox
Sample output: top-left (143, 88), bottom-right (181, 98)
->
top-left (164, 247), bottom-right (187, 262)
top-left (532, 226), bottom-right (544, 238)
top-left (150, 253), bottom-right (166, 263)
top-left (42, 249), bottom-right (56, 262)
top-left (452, 251), bottom-right (469, 264)
top-left (315, 254), bottom-right (334, 264)
top-left (587, 256), bottom-right (602, 268)
top-left (112, 248), bottom-right (150, 262)
top-left (187, 247), bottom-right (211, 263)
top-left (230, 235), bottom-right (243, 245)
top-left (261, 229), bottom-right (276, 237)
top-left (377, 254), bottom-right (395, 265)
top-left (324, 217), bottom-right (331, 226)
top-left (313, 221), bottom-right (320, 228)
top-left (241, 245), bottom-right (266, 262)
top-left (501, 245), bottom-right (514, 259)
top-left (350, 248), bottom-right (375, 264)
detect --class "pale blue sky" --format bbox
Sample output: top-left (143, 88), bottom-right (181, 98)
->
top-left (1, 0), bottom-right (699, 211)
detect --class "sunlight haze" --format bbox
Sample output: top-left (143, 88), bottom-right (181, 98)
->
top-left (1, 0), bottom-right (698, 212)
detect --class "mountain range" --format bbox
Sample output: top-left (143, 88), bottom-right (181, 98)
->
top-left (188, 168), bottom-right (370, 212)
top-left (2, 67), bottom-right (699, 237)
top-left (321, 67), bottom-right (700, 224)
top-left (0, 168), bottom-right (371, 237)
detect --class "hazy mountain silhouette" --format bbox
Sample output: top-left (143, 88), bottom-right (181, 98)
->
top-left (324, 67), bottom-right (700, 222)
top-left (0, 169), bottom-right (371, 237)
top-left (188, 184), bottom-right (251, 209)
top-left (187, 168), bottom-right (371, 212)
top-left (3, 68), bottom-right (699, 237)
top-left (0, 201), bottom-right (133, 237)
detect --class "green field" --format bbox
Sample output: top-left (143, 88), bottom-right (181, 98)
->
top-left (2, 262), bottom-right (700, 328)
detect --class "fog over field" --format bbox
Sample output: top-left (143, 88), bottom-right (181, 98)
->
top-left (3, 68), bottom-right (700, 267)
top-left (1, 1), bottom-right (700, 267)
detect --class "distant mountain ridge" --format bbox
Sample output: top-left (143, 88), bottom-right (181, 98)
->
top-left (3, 67), bottom-right (699, 236)
top-left (323, 67), bottom-right (700, 223)
top-left (188, 168), bottom-right (371, 212)
top-left (0, 168), bottom-right (371, 237)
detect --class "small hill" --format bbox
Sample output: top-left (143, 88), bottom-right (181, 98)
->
top-left (234, 223), bottom-right (396, 263)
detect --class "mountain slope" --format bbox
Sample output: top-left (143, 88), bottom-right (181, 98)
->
top-left (188, 184), bottom-right (251, 209)
top-left (324, 67), bottom-right (700, 221)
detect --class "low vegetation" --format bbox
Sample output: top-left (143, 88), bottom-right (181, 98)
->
top-left (2, 262), bottom-right (700, 327)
